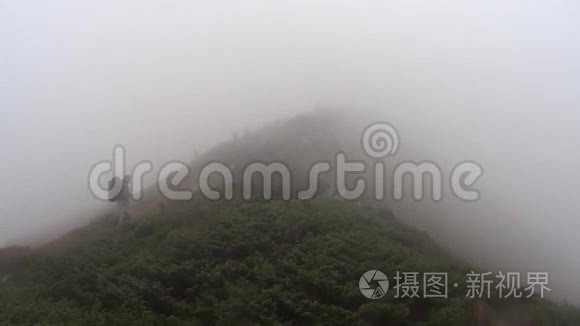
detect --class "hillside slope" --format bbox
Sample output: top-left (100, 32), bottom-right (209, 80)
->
top-left (0, 113), bottom-right (578, 325)
top-left (0, 200), bottom-right (467, 324)
top-left (0, 199), bottom-right (579, 325)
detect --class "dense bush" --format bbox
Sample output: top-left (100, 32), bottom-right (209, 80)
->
top-left (0, 199), bottom-right (577, 325)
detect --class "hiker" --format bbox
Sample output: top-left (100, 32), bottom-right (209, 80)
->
top-left (108, 175), bottom-right (131, 225)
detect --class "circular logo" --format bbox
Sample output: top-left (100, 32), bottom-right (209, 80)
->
top-left (361, 122), bottom-right (400, 159)
top-left (359, 270), bottom-right (389, 299)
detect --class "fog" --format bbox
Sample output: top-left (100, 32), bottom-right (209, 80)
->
top-left (1, 0), bottom-right (580, 303)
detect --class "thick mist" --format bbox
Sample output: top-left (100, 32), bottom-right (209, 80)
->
top-left (1, 1), bottom-right (579, 303)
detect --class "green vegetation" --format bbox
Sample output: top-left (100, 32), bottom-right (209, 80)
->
top-left (0, 199), bottom-right (578, 325)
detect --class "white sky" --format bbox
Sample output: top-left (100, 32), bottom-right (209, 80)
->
top-left (1, 0), bottom-right (580, 302)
